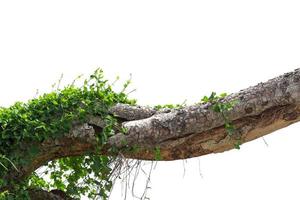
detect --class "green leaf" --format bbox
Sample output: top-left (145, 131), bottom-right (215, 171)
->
top-left (201, 96), bottom-right (209, 103)
top-left (28, 146), bottom-right (40, 156)
top-left (220, 93), bottom-right (227, 98)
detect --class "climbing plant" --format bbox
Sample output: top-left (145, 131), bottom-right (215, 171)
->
top-left (201, 92), bottom-right (240, 148)
top-left (0, 69), bottom-right (239, 199)
top-left (0, 69), bottom-right (136, 199)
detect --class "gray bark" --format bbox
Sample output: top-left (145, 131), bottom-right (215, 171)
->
top-left (4, 68), bottom-right (300, 191)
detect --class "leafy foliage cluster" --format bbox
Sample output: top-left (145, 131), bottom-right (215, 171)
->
top-left (0, 69), bottom-right (136, 199)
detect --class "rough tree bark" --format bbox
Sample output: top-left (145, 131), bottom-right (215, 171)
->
top-left (4, 68), bottom-right (300, 199)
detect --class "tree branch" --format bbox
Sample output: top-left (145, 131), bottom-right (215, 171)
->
top-left (5, 68), bottom-right (300, 188)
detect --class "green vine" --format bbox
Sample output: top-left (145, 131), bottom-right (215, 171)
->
top-left (0, 69), bottom-right (135, 199)
top-left (0, 155), bottom-right (18, 172)
top-left (201, 92), bottom-right (241, 149)
top-left (0, 69), bottom-right (242, 200)
top-left (154, 100), bottom-right (186, 110)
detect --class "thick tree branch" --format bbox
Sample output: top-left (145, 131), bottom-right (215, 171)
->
top-left (108, 68), bottom-right (300, 159)
top-left (6, 68), bottom-right (300, 189)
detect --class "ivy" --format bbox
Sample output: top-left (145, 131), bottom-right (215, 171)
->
top-left (0, 155), bottom-right (18, 172)
top-left (154, 104), bottom-right (183, 110)
top-left (0, 68), bottom-right (136, 199)
top-left (0, 69), bottom-right (242, 199)
top-left (154, 100), bottom-right (186, 110)
top-left (201, 92), bottom-right (241, 149)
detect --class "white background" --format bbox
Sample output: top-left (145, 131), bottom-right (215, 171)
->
top-left (1, 0), bottom-right (300, 199)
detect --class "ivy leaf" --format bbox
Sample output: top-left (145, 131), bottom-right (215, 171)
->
top-left (28, 146), bottom-right (40, 156)
top-left (220, 93), bottom-right (227, 98)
